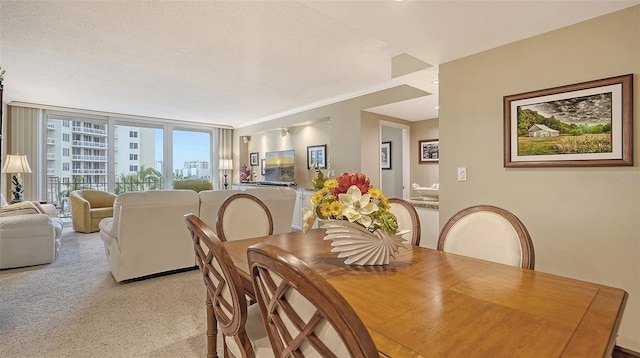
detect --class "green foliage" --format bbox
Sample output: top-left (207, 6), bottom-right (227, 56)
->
top-left (517, 108), bottom-right (611, 137)
top-left (115, 166), bottom-right (164, 194)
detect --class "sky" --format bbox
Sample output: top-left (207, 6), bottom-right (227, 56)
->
top-left (155, 130), bottom-right (211, 171)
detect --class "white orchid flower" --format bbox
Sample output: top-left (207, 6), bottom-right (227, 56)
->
top-left (301, 207), bottom-right (316, 233)
top-left (339, 185), bottom-right (378, 228)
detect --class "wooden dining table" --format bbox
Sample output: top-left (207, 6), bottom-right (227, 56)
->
top-left (223, 229), bottom-right (628, 358)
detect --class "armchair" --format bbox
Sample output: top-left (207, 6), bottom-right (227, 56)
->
top-left (70, 190), bottom-right (117, 233)
top-left (0, 200), bottom-right (64, 269)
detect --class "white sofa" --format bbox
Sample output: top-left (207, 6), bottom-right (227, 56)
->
top-left (98, 187), bottom-right (297, 282)
top-left (0, 200), bottom-right (64, 269)
top-left (99, 190), bottom-right (200, 282)
top-left (198, 187), bottom-right (297, 236)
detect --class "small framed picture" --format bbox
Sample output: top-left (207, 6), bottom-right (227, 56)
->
top-left (307, 144), bottom-right (327, 169)
top-left (261, 159), bottom-right (265, 175)
top-left (250, 152), bottom-right (259, 166)
top-left (419, 139), bottom-right (439, 163)
top-left (381, 141), bottom-right (392, 170)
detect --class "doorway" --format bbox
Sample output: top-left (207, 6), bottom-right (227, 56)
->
top-left (380, 121), bottom-right (410, 198)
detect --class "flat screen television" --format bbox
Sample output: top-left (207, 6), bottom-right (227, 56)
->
top-left (264, 149), bottom-right (295, 183)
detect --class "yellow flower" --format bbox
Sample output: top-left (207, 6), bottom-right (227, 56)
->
top-left (319, 202), bottom-right (333, 218)
top-left (368, 187), bottom-right (390, 210)
top-left (324, 179), bottom-right (338, 189)
top-left (328, 201), bottom-right (343, 216)
top-left (311, 188), bottom-right (328, 205)
top-left (368, 187), bottom-right (383, 198)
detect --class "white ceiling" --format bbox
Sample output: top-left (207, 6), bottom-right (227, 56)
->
top-left (1, 1), bottom-right (637, 128)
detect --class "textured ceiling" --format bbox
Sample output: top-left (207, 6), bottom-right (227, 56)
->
top-left (1, 0), bottom-right (637, 128)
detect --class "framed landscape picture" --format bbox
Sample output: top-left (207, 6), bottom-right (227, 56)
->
top-left (250, 152), bottom-right (259, 166)
top-left (504, 74), bottom-right (633, 167)
top-left (419, 139), bottom-right (439, 163)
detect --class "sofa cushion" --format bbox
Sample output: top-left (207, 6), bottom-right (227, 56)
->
top-left (0, 201), bottom-right (39, 217)
top-left (91, 207), bottom-right (114, 219)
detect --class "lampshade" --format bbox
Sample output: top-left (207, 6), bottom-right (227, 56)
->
top-left (219, 159), bottom-right (233, 170)
top-left (2, 154), bottom-right (32, 174)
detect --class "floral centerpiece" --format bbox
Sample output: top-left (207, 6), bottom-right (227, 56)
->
top-left (303, 173), bottom-right (406, 265)
top-left (303, 172), bottom-right (398, 234)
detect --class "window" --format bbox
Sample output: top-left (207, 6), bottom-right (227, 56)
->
top-left (173, 130), bottom-right (212, 180)
top-left (41, 111), bottom-right (219, 218)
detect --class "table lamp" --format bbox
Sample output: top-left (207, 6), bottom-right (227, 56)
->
top-left (219, 159), bottom-right (233, 190)
top-left (2, 154), bottom-right (32, 203)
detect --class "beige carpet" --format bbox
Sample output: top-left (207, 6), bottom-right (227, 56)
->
top-left (0, 227), bottom-right (216, 357)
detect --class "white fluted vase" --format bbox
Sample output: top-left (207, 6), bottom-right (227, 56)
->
top-left (318, 219), bottom-right (408, 265)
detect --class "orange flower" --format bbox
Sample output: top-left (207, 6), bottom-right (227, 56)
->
top-left (334, 172), bottom-right (372, 195)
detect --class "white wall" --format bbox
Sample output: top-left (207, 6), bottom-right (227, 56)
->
top-left (439, 6), bottom-right (640, 350)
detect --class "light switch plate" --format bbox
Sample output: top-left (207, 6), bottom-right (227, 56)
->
top-left (457, 167), bottom-right (467, 182)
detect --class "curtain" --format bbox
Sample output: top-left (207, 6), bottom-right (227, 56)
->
top-left (216, 128), bottom-right (233, 189)
top-left (5, 106), bottom-right (43, 201)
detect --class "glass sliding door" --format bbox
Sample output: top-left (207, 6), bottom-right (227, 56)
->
top-left (113, 123), bottom-right (164, 194)
top-left (44, 113), bottom-right (108, 217)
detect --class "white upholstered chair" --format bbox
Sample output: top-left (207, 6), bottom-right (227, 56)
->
top-left (437, 205), bottom-right (535, 269)
top-left (0, 198), bottom-right (64, 269)
top-left (184, 214), bottom-right (272, 358)
top-left (216, 193), bottom-right (273, 242)
top-left (248, 243), bottom-right (380, 357)
top-left (388, 198), bottom-right (421, 246)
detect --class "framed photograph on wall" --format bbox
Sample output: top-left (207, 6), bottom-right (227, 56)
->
top-left (504, 74), bottom-right (633, 167)
top-left (250, 152), bottom-right (259, 166)
top-left (419, 139), bottom-right (439, 163)
top-left (307, 144), bottom-right (327, 169)
top-left (381, 141), bottom-right (392, 170)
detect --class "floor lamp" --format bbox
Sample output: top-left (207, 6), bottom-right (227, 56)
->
top-left (219, 159), bottom-right (233, 190)
top-left (2, 154), bottom-right (32, 203)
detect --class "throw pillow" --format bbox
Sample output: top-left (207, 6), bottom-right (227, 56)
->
top-left (0, 201), bottom-right (40, 217)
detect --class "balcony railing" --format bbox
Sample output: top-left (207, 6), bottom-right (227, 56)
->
top-left (72, 140), bottom-right (107, 149)
top-left (72, 126), bottom-right (107, 136)
top-left (46, 176), bottom-right (165, 218)
top-left (47, 137), bottom-right (56, 145)
top-left (72, 155), bottom-right (107, 161)
top-left (47, 153), bottom-right (56, 160)
top-left (71, 168), bottom-right (108, 175)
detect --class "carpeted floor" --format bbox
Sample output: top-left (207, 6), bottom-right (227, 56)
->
top-left (0, 227), bottom-right (213, 357)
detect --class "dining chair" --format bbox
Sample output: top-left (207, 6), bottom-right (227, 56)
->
top-left (247, 243), bottom-right (381, 358)
top-left (388, 198), bottom-right (421, 246)
top-left (184, 214), bottom-right (273, 358)
top-left (437, 205), bottom-right (535, 269)
top-left (216, 193), bottom-right (274, 242)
